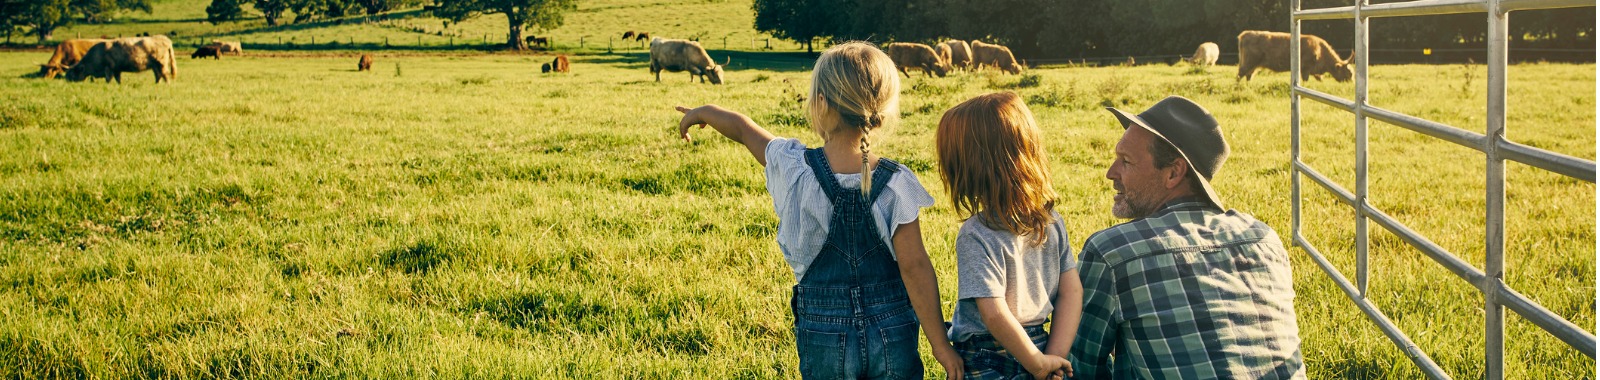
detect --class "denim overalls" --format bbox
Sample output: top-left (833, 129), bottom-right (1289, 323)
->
top-left (791, 148), bottom-right (923, 379)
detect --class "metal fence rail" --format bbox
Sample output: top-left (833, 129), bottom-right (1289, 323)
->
top-left (1288, 0), bottom-right (1597, 379)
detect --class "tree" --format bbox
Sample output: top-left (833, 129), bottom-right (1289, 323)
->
top-left (255, 0), bottom-right (288, 25)
top-left (753, 0), bottom-right (838, 53)
top-left (72, 0), bottom-right (152, 24)
top-left (206, 0), bottom-right (245, 24)
top-left (18, 0), bottom-right (72, 42)
top-left (430, 0), bottom-right (575, 50)
top-left (359, 0), bottom-right (420, 16)
top-left (0, 0), bottom-right (24, 42)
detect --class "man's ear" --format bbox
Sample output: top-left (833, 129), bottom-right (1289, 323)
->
top-left (1164, 159), bottom-right (1190, 190)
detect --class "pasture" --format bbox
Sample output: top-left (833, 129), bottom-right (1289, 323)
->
top-left (0, 48), bottom-right (1593, 378)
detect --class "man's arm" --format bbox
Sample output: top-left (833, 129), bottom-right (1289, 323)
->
top-left (1069, 245), bottom-right (1117, 379)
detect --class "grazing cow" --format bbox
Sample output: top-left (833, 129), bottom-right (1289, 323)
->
top-left (1236, 30), bottom-right (1352, 82)
top-left (622, 31), bottom-right (636, 40)
top-left (943, 40), bottom-right (973, 70)
top-left (358, 54), bottom-right (373, 71)
top-left (649, 38), bottom-right (728, 84)
top-left (524, 36), bottom-right (549, 48)
top-left (885, 42), bottom-right (949, 78)
top-left (970, 41), bottom-right (1022, 74)
top-left (210, 40), bottom-right (243, 55)
top-left (934, 43), bottom-right (951, 66)
top-left (191, 45), bottom-right (221, 59)
top-left (1188, 42), bottom-right (1220, 66)
top-left (542, 63), bottom-right (552, 73)
top-left (38, 38), bottom-right (109, 78)
top-left (635, 32), bottom-right (650, 42)
top-left (551, 55), bottom-right (570, 73)
top-left (66, 36), bottom-right (177, 84)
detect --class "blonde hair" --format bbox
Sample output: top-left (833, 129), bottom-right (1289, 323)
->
top-left (935, 92), bottom-right (1058, 242)
top-left (807, 41), bottom-right (901, 199)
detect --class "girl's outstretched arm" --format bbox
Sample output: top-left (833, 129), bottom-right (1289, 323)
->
top-left (892, 218), bottom-right (964, 380)
top-left (676, 105), bottom-right (776, 166)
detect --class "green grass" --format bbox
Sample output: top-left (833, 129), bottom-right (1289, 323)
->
top-left (2, 1), bottom-right (1596, 377)
top-left (0, 52), bottom-right (1591, 379)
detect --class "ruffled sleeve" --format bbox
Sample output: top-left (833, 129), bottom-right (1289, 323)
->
top-left (763, 138), bottom-right (830, 281)
top-left (873, 166), bottom-right (937, 260)
top-left (764, 138), bottom-right (809, 220)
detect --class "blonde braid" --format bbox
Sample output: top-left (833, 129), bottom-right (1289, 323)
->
top-left (859, 120), bottom-right (873, 200)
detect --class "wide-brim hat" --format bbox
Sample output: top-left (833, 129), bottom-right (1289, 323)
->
top-left (1106, 95), bottom-right (1229, 210)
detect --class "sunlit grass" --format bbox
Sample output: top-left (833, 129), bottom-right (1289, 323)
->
top-left (0, 51), bottom-right (1592, 379)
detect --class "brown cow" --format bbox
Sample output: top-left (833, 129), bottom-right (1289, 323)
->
top-left (358, 54), bottom-right (373, 71)
top-left (66, 36), bottom-right (177, 84)
top-left (635, 32), bottom-right (650, 42)
top-left (934, 43), bottom-right (951, 67)
top-left (649, 38), bottom-right (727, 84)
top-left (885, 42), bottom-right (948, 78)
top-left (622, 31), bottom-right (636, 40)
top-left (943, 40), bottom-right (974, 70)
top-left (970, 41), bottom-right (1022, 74)
top-left (38, 39), bottom-right (109, 79)
top-left (1236, 30), bottom-right (1352, 82)
top-left (191, 45), bottom-right (221, 59)
top-left (210, 41), bottom-right (243, 55)
top-left (551, 55), bottom-right (570, 73)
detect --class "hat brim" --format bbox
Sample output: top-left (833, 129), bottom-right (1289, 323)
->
top-left (1107, 107), bottom-right (1226, 210)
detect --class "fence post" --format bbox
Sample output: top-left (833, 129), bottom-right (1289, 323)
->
top-left (723, 36), bottom-right (727, 50)
top-left (580, 36), bottom-right (585, 49)
top-left (1485, 0), bottom-right (1510, 378)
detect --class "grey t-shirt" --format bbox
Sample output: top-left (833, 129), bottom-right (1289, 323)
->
top-left (948, 211), bottom-right (1077, 343)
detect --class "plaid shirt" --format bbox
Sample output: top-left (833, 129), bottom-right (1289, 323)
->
top-left (1069, 197), bottom-right (1304, 379)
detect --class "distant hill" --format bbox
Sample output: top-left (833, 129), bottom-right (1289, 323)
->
top-left (23, 0), bottom-right (793, 53)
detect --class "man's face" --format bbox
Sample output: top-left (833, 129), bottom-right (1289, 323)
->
top-left (1106, 126), bottom-right (1176, 219)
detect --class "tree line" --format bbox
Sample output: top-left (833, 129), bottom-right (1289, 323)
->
top-left (755, 0), bottom-right (1595, 59)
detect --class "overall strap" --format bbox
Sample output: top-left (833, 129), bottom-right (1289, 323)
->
top-left (803, 148), bottom-right (847, 201)
top-left (804, 148), bottom-right (905, 205)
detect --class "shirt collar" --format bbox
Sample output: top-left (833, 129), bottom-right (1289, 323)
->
top-left (1150, 195), bottom-right (1221, 217)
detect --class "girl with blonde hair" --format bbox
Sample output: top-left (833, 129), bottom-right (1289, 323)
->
top-left (936, 92), bottom-right (1082, 380)
top-left (676, 42), bottom-right (963, 379)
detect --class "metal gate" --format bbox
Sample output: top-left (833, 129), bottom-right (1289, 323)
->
top-left (1289, 0), bottom-right (1597, 378)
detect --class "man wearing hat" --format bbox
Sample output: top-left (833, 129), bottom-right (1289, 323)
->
top-left (1069, 96), bottom-right (1304, 379)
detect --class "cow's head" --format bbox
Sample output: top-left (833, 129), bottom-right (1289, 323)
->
top-left (1332, 59), bottom-right (1353, 82)
top-left (932, 62), bottom-right (949, 77)
top-left (1003, 62), bottom-right (1022, 75)
top-left (706, 56), bottom-right (731, 84)
top-left (64, 64), bottom-right (91, 82)
top-left (39, 64), bottom-right (68, 79)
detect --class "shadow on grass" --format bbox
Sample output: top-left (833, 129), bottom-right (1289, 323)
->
top-left (583, 50), bottom-right (816, 73)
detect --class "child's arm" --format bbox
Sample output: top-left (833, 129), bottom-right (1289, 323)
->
top-left (1043, 269), bottom-right (1083, 375)
top-left (891, 219), bottom-right (964, 380)
top-left (675, 105), bottom-right (776, 166)
top-left (976, 298), bottom-right (1072, 380)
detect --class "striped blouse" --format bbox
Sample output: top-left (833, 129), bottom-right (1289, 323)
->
top-left (764, 138), bottom-right (936, 282)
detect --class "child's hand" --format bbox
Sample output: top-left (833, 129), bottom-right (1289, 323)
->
top-left (675, 105), bottom-right (713, 142)
top-left (1025, 353), bottom-right (1071, 380)
top-left (932, 344), bottom-right (964, 380)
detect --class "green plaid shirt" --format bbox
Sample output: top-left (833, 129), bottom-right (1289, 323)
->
top-left (1069, 197), bottom-right (1304, 379)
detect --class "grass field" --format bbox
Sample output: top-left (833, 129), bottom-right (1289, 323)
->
top-left (1, 0), bottom-right (1596, 378)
